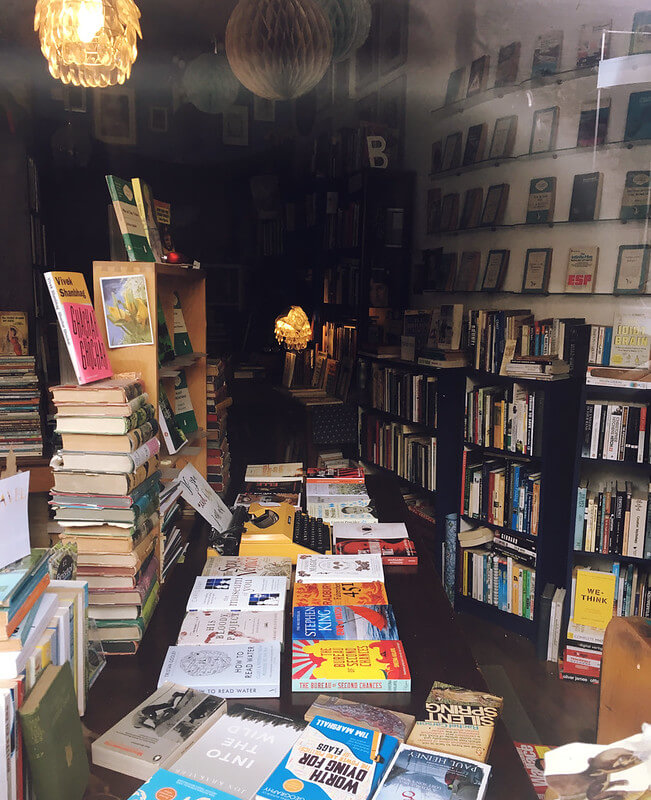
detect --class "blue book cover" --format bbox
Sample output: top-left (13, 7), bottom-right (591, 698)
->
top-left (292, 606), bottom-right (399, 641)
top-left (574, 487), bottom-right (587, 550)
top-left (625, 91), bottom-right (651, 141)
top-left (602, 326), bottom-right (612, 365)
top-left (128, 769), bottom-right (238, 799)
top-left (255, 716), bottom-right (398, 800)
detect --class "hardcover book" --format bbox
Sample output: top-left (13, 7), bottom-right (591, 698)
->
top-left (304, 696), bottom-right (415, 742)
top-left (565, 247), bottom-right (599, 293)
top-left (293, 581), bottom-right (388, 608)
top-left (105, 175), bottom-right (155, 262)
top-left (172, 291), bottom-right (193, 355)
top-left (295, 553), bottom-right (384, 584)
top-left (624, 91), bottom-right (651, 141)
top-left (467, 55), bottom-right (490, 96)
top-left (201, 556), bottom-right (292, 580)
top-left (186, 576), bottom-right (287, 612)
top-left (526, 177), bottom-right (556, 224)
top-left (531, 30), bottom-right (563, 77)
top-left (91, 684), bottom-right (227, 780)
top-left (177, 610), bottom-right (284, 646)
top-left (125, 770), bottom-right (238, 800)
top-left (462, 124), bottom-right (488, 166)
top-left (256, 716), bottom-right (399, 800)
top-left (576, 99), bottom-right (610, 147)
top-left (620, 170), bottom-right (651, 220)
top-left (568, 172), bottom-right (603, 221)
top-left (44, 272), bottom-right (113, 385)
top-left (577, 21), bottom-right (611, 67)
top-left (291, 640), bottom-right (411, 692)
top-left (170, 705), bottom-right (306, 799)
top-left (158, 643), bottom-right (281, 697)
top-left (373, 744), bottom-right (491, 800)
top-left (292, 605), bottom-right (399, 640)
top-left (495, 41), bottom-right (521, 87)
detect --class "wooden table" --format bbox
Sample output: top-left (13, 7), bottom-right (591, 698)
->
top-left (83, 474), bottom-right (536, 800)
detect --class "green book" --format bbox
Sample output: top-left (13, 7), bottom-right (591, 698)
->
top-left (174, 369), bottom-right (199, 437)
top-left (19, 662), bottom-right (89, 800)
top-left (158, 383), bottom-right (188, 454)
top-left (172, 291), bottom-right (193, 355)
top-left (157, 297), bottom-right (175, 365)
top-left (105, 175), bottom-right (155, 262)
top-left (526, 177), bottom-right (556, 224)
top-left (620, 171), bottom-right (651, 220)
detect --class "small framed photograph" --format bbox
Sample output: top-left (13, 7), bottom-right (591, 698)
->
top-left (614, 244), bottom-right (650, 294)
top-left (530, 106), bottom-right (559, 154)
top-left (480, 183), bottom-right (510, 227)
top-left (378, 0), bottom-right (409, 75)
top-left (149, 106), bottom-right (168, 133)
top-left (489, 115), bottom-right (517, 159)
top-left (522, 248), bottom-right (553, 293)
top-left (445, 67), bottom-right (466, 105)
top-left (93, 87), bottom-right (136, 145)
top-left (481, 249), bottom-right (510, 291)
top-left (253, 96), bottom-right (276, 122)
top-left (63, 86), bottom-right (87, 113)
top-left (222, 105), bottom-right (249, 146)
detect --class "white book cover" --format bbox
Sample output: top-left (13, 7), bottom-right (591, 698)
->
top-left (305, 482), bottom-right (370, 499)
top-left (0, 593), bottom-right (58, 679)
top-left (306, 499), bottom-right (377, 524)
top-left (245, 463), bottom-right (304, 482)
top-left (170, 705), bottom-right (306, 799)
top-left (186, 576), bottom-right (287, 612)
top-left (158, 643), bottom-right (281, 698)
top-left (201, 556), bottom-right (292, 581)
top-left (295, 553), bottom-right (384, 584)
top-left (177, 610), bottom-right (284, 646)
top-left (628, 498), bottom-right (647, 558)
top-left (91, 684), bottom-right (227, 780)
top-left (332, 522), bottom-right (409, 541)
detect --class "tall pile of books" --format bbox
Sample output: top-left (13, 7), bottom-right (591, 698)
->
top-left (49, 375), bottom-right (161, 655)
top-left (0, 354), bottom-right (42, 457)
top-left (206, 358), bottom-right (232, 496)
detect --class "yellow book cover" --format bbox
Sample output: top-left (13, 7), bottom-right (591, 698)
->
top-left (0, 311), bottom-right (29, 355)
top-left (572, 569), bottom-right (616, 630)
top-left (293, 581), bottom-right (388, 607)
top-left (291, 639), bottom-right (410, 691)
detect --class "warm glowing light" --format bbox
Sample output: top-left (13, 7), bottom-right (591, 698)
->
top-left (34, 0), bottom-right (142, 88)
top-left (274, 306), bottom-right (313, 351)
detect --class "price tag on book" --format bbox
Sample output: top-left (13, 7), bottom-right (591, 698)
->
top-left (0, 471), bottom-right (30, 569)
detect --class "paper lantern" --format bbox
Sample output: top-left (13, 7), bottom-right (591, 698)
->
top-left (315, 0), bottom-right (371, 62)
top-left (275, 306), bottom-right (312, 350)
top-left (34, 0), bottom-right (141, 88)
top-left (182, 53), bottom-right (240, 114)
top-left (226, 0), bottom-right (333, 101)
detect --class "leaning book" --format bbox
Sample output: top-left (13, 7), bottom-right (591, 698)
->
top-left (91, 684), bottom-right (226, 780)
top-left (158, 643), bottom-right (281, 697)
top-left (373, 744), bottom-right (491, 800)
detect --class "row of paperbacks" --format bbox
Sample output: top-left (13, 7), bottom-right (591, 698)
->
top-left (207, 502), bottom-right (332, 563)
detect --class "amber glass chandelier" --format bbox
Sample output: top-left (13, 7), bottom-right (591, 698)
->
top-left (34, 0), bottom-right (142, 88)
top-left (275, 306), bottom-right (313, 350)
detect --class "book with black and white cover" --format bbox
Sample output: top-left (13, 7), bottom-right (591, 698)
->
top-left (294, 553), bottom-right (384, 584)
top-left (306, 498), bottom-right (378, 524)
top-left (305, 482), bottom-right (370, 499)
top-left (158, 643), bottom-right (281, 698)
top-left (201, 556), bottom-right (292, 581)
top-left (176, 610), bottom-right (284, 646)
top-left (170, 704), bottom-right (306, 799)
top-left (186, 575), bottom-right (287, 612)
top-left (91, 683), bottom-right (227, 780)
top-left (333, 522), bottom-right (409, 541)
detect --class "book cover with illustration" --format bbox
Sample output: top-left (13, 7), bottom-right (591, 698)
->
top-left (292, 605), bottom-right (399, 641)
top-left (91, 683), bottom-right (226, 780)
top-left (295, 554), bottom-right (384, 584)
top-left (255, 715), bottom-right (399, 800)
top-left (170, 705), bottom-right (306, 800)
top-left (158, 643), bottom-right (281, 697)
top-left (306, 499), bottom-right (378, 524)
top-left (105, 175), bottom-right (155, 262)
top-left (293, 581), bottom-right (388, 608)
top-left (291, 640), bottom-right (411, 692)
top-left (177, 610), bottom-right (284, 646)
top-left (609, 314), bottom-right (651, 367)
top-left (158, 382), bottom-right (188, 454)
top-left (44, 271), bottom-right (113, 385)
top-left (100, 274), bottom-right (154, 348)
top-left (202, 556), bottom-right (292, 580)
top-left (0, 312), bottom-right (28, 355)
top-left (126, 769), bottom-right (239, 800)
top-left (304, 697), bottom-right (415, 743)
top-left (174, 369), bottom-right (199, 436)
top-left (186, 575), bottom-right (287, 612)
top-left (373, 744), bottom-right (491, 800)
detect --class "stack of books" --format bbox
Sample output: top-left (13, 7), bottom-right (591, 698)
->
top-left (304, 466), bottom-right (379, 523)
top-left (157, 556), bottom-right (291, 697)
top-left (291, 553), bottom-right (411, 692)
top-left (0, 354), bottom-right (42, 457)
top-left (49, 375), bottom-right (161, 655)
top-left (206, 358), bottom-right (232, 496)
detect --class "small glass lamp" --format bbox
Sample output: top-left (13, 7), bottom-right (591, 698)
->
top-left (274, 306), bottom-right (313, 351)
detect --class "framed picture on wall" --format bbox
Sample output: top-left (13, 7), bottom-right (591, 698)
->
top-left (522, 248), bottom-right (553, 293)
top-left (64, 86), bottom-right (87, 113)
top-left (481, 249), bottom-right (510, 291)
top-left (149, 106), bottom-right (168, 133)
top-left (614, 244), bottom-right (650, 294)
top-left (93, 87), bottom-right (136, 145)
top-left (378, 0), bottom-right (409, 75)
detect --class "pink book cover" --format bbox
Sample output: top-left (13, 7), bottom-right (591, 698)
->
top-left (45, 271), bottom-right (113, 385)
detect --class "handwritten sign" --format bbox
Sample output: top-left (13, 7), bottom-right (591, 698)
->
top-left (0, 471), bottom-right (30, 570)
top-left (178, 463), bottom-right (232, 532)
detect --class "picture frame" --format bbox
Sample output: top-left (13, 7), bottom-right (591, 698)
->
top-left (481, 249), bottom-right (510, 291)
top-left (378, 0), bottom-right (409, 75)
top-left (253, 96), bottom-right (275, 123)
top-left (529, 106), bottom-right (559, 154)
top-left (614, 244), bottom-right (650, 294)
top-left (222, 105), bottom-right (249, 146)
top-left (93, 87), bottom-right (136, 145)
top-left (63, 86), bottom-right (87, 113)
top-left (454, 251), bottom-right (482, 291)
top-left (522, 248), bottom-right (553, 293)
top-left (149, 106), bottom-right (168, 133)
top-left (488, 115), bottom-right (517, 159)
top-left (444, 67), bottom-right (466, 105)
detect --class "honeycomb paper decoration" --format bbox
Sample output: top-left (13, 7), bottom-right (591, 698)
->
top-left (315, 0), bottom-right (371, 62)
top-left (226, 0), bottom-right (333, 101)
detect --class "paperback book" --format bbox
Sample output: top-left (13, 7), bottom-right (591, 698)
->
top-left (295, 553), bottom-right (384, 584)
top-left (293, 581), bottom-right (388, 608)
top-left (125, 770), bottom-right (238, 800)
top-left (304, 696), bottom-right (415, 743)
top-left (105, 175), bottom-right (155, 262)
top-left (292, 605), bottom-right (399, 640)
top-left (186, 576), bottom-right (287, 612)
top-left (177, 610), bottom-right (284, 646)
top-left (201, 556), bottom-right (292, 580)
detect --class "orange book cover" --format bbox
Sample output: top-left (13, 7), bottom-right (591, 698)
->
top-left (293, 581), bottom-right (388, 608)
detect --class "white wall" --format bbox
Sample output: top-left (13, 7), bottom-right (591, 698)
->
top-left (405, 0), bottom-right (651, 326)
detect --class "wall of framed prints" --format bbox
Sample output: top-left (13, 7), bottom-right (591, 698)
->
top-left (405, 0), bottom-right (650, 325)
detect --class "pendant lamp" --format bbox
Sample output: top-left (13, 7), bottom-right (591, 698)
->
top-left (34, 0), bottom-right (142, 88)
top-left (182, 52), bottom-right (240, 115)
top-left (226, 0), bottom-right (333, 101)
top-left (314, 0), bottom-right (371, 62)
top-left (275, 306), bottom-right (312, 350)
